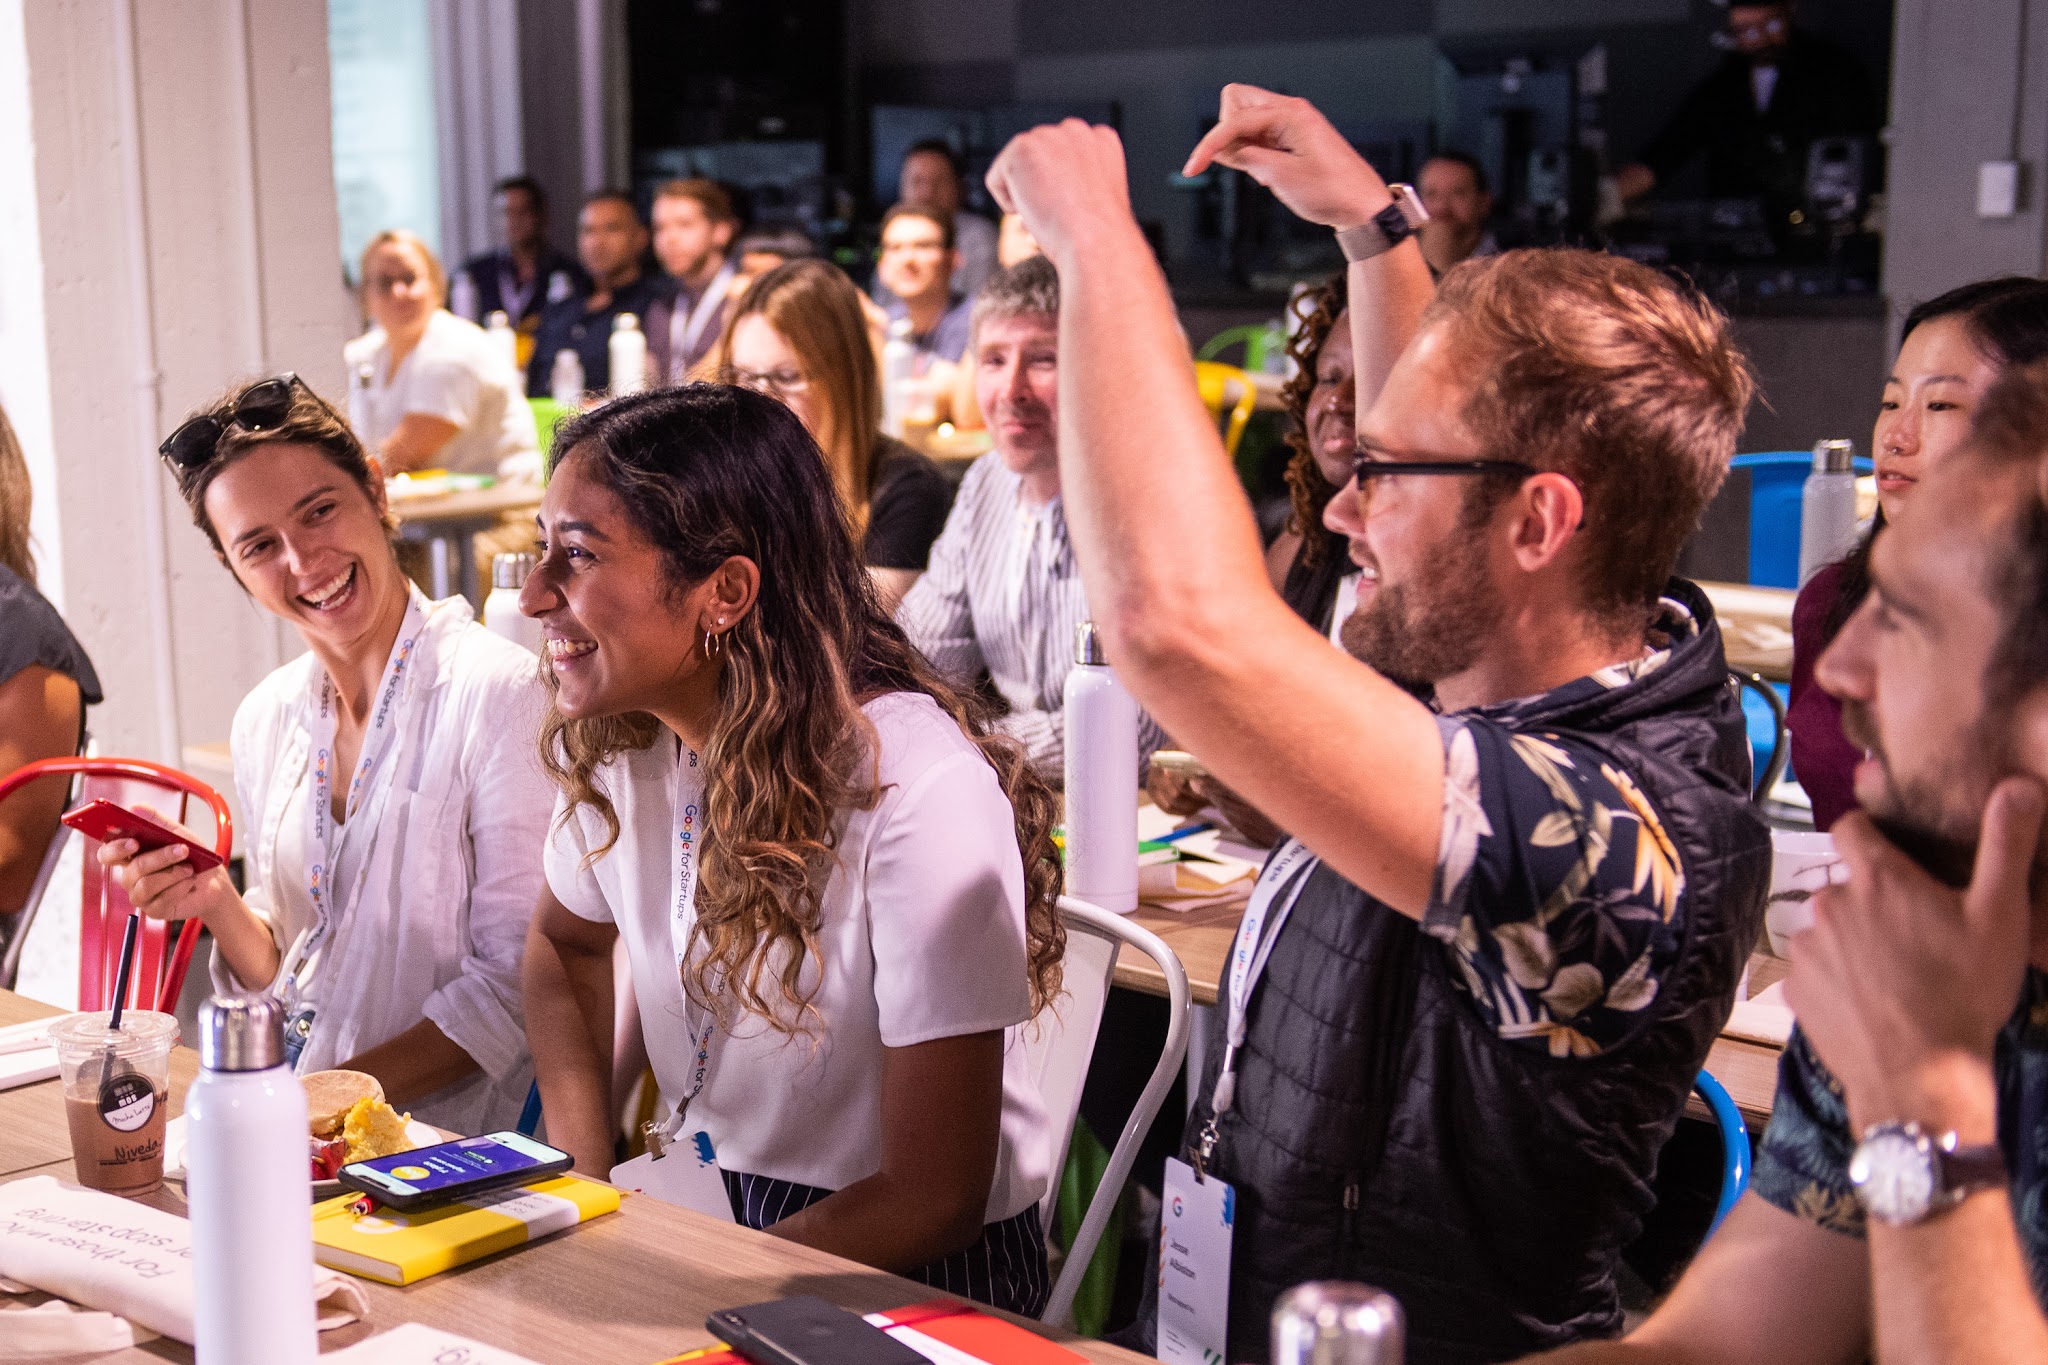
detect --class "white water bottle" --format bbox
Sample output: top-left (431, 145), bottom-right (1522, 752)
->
top-left (609, 313), bottom-right (647, 397)
top-left (1063, 621), bottom-right (1140, 914)
top-left (1798, 437), bottom-right (1859, 586)
top-left (881, 318), bottom-right (916, 437)
top-left (186, 996), bottom-right (316, 1365)
top-left (485, 310), bottom-right (518, 379)
top-left (550, 349), bottom-right (585, 407)
top-left (485, 552), bottom-right (543, 653)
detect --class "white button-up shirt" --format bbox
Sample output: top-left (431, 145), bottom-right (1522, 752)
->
top-left (213, 598), bottom-right (551, 1135)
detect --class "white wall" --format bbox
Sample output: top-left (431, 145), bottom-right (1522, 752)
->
top-left (0, 0), bottom-right (350, 765)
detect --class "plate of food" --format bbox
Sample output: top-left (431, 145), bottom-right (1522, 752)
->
top-left (166, 1069), bottom-right (437, 1197)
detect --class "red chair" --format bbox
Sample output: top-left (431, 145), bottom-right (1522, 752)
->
top-left (0, 757), bottom-right (233, 1013)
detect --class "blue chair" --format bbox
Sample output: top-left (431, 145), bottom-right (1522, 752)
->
top-left (1731, 670), bottom-right (1791, 803)
top-left (1693, 1070), bottom-right (1751, 1239)
top-left (1730, 451), bottom-right (1873, 589)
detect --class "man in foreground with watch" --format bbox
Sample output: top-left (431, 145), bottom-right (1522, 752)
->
top-left (1521, 364), bottom-right (2048, 1362)
top-left (988, 86), bottom-right (1769, 1362)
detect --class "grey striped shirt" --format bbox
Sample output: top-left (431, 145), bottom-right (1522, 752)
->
top-left (897, 454), bottom-right (1164, 779)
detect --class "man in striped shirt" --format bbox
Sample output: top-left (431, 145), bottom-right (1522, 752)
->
top-left (897, 256), bottom-right (1164, 780)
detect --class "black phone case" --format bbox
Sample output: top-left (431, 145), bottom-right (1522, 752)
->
top-left (707, 1295), bottom-right (927, 1365)
top-left (335, 1134), bottom-right (572, 1212)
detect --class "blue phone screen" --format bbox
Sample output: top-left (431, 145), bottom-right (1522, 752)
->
top-left (352, 1134), bottom-right (556, 1196)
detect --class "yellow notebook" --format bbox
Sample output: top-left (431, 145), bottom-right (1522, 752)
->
top-left (312, 1174), bottom-right (620, 1285)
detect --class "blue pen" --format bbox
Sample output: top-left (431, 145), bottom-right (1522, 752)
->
top-left (1155, 821), bottom-right (1214, 845)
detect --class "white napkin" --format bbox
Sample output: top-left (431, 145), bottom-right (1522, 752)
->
top-left (325, 1323), bottom-right (546, 1363)
top-left (0, 1017), bottom-right (63, 1093)
top-left (0, 1295), bottom-right (154, 1358)
top-left (0, 1175), bottom-right (367, 1345)
top-left (1725, 980), bottom-right (1795, 1047)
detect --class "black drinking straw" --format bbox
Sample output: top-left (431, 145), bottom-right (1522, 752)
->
top-left (107, 913), bottom-right (142, 1031)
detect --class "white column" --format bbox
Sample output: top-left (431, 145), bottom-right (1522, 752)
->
top-left (0, 0), bottom-right (350, 766)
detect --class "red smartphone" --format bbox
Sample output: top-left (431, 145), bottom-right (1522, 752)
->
top-left (60, 799), bottom-right (225, 874)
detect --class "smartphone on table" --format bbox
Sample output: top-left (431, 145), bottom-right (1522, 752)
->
top-left (708, 1296), bottom-right (926, 1365)
top-left (337, 1131), bottom-right (573, 1212)
top-left (61, 799), bottom-right (225, 874)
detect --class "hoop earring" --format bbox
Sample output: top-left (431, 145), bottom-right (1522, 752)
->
top-left (704, 630), bottom-right (725, 659)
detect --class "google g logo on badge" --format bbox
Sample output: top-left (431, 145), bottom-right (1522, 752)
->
top-left (1171, 1195), bottom-right (1184, 1218)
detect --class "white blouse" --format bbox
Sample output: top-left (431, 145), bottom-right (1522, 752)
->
top-left (344, 310), bottom-right (538, 477)
top-left (214, 596), bottom-right (552, 1135)
top-left (545, 691), bottom-right (1051, 1225)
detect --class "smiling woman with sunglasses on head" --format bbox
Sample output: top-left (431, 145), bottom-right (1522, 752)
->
top-left (706, 259), bottom-right (953, 613)
top-left (520, 384), bottom-right (1060, 1313)
top-left (100, 375), bottom-right (551, 1134)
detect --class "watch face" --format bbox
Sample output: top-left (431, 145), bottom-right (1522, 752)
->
top-left (1851, 1128), bottom-right (1935, 1223)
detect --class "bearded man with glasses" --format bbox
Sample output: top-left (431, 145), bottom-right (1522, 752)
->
top-left (988, 86), bottom-right (1771, 1363)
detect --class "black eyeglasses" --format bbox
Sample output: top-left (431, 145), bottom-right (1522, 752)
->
top-left (158, 373), bottom-right (308, 470)
top-left (1351, 448), bottom-right (1539, 490)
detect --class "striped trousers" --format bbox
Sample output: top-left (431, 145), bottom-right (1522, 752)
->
top-left (723, 1170), bottom-right (1050, 1318)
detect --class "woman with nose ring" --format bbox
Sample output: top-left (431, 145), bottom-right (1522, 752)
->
top-left (519, 384), bottom-right (1062, 1313)
top-left (100, 375), bottom-right (552, 1134)
top-left (1788, 277), bottom-right (2048, 829)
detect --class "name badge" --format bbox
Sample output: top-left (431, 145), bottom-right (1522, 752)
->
top-left (609, 1131), bottom-right (734, 1223)
top-left (1158, 1156), bottom-right (1233, 1365)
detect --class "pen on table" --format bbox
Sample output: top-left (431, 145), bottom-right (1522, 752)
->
top-left (1155, 821), bottom-right (1214, 845)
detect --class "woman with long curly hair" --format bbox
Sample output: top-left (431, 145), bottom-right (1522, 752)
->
top-left (520, 384), bottom-right (1063, 1315)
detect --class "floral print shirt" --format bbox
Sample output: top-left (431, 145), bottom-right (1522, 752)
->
top-left (1752, 977), bottom-right (2048, 1302)
top-left (1422, 610), bottom-right (1694, 1058)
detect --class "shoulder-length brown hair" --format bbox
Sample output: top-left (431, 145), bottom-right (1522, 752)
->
top-left (709, 259), bottom-right (883, 532)
top-left (539, 386), bottom-right (1063, 1031)
top-left (0, 400), bottom-right (35, 585)
top-left (1278, 273), bottom-right (1347, 571)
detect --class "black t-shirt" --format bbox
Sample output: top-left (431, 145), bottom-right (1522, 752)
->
top-left (0, 564), bottom-right (103, 748)
top-left (863, 437), bottom-right (954, 571)
top-left (523, 272), bottom-right (675, 397)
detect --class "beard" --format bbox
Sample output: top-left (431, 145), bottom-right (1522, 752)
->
top-left (1338, 532), bottom-right (1503, 686)
top-left (1839, 698), bottom-right (2003, 888)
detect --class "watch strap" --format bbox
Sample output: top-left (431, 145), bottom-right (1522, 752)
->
top-left (1934, 1135), bottom-right (2008, 1203)
top-left (1335, 199), bottom-right (1419, 264)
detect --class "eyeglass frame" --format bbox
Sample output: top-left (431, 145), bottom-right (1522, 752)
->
top-left (157, 372), bottom-right (312, 471)
top-left (722, 363), bottom-right (811, 402)
top-left (1350, 445), bottom-right (1541, 492)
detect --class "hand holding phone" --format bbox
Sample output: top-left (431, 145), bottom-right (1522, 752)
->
top-left (63, 800), bottom-right (225, 874)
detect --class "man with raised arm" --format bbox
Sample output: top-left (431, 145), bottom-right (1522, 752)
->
top-left (987, 88), bottom-right (1770, 1362)
top-left (1519, 363), bottom-right (2048, 1365)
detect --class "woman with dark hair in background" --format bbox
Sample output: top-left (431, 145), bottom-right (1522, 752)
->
top-left (0, 400), bottom-right (103, 942)
top-left (520, 385), bottom-right (1059, 1314)
top-left (1789, 276), bottom-right (2048, 829)
top-left (101, 375), bottom-right (549, 1134)
top-left (708, 259), bottom-right (953, 612)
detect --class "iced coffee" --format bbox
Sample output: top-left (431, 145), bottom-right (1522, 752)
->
top-left (49, 1011), bottom-right (178, 1195)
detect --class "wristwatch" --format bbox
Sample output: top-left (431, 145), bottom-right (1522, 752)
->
top-left (1334, 184), bottom-right (1428, 263)
top-left (1848, 1120), bottom-right (2007, 1226)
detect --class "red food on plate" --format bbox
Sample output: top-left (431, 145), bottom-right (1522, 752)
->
top-left (310, 1135), bottom-right (348, 1181)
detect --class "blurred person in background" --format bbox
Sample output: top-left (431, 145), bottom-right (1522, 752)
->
top-left (451, 175), bottom-right (589, 337)
top-left (345, 230), bottom-right (538, 477)
top-left (873, 139), bottom-right (998, 307)
top-left (945, 214), bottom-right (1047, 433)
top-left (710, 260), bottom-right (952, 613)
top-left (877, 204), bottom-right (974, 375)
top-left (106, 376), bottom-right (550, 1134)
top-left (526, 191), bottom-right (673, 398)
top-left (730, 224), bottom-right (818, 297)
top-left (0, 399), bottom-right (103, 947)
top-left (646, 179), bottom-right (742, 387)
top-left (1416, 152), bottom-right (1498, 275)
top-left (1789, 276), bottom-right (2048, 831)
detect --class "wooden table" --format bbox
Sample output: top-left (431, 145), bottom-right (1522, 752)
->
top-left (389, 483), bottom-right (543, 609)
top-left (1111, 900), bottom-right (1784, 1132)
top-left (0, 991), bottom-right (1151, 1363)
top-left (1698, 580), bottom-right (1796, 683)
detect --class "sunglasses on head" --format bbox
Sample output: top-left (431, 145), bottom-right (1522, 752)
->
top-left (158, 373), bottom-right (308, 471)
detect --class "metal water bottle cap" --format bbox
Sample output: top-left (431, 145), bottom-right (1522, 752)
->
top-left (198, 995), bottom-right (286, 1073)
top-left (493, 552), bottom-right (536, 590)
top-left (1812, 438), bottom-right (1855, 474)
top-left (1074, 620), bottom-right (1108, 667)
top-left (1272, 1282), bottom-right (1406, 1365)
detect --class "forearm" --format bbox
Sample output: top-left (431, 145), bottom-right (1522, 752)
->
top-left (206, 890), bottom-right (283, 990)
top-left (762, 1169), bottom-right (983, 1274)
top-left (341, 1017), bottom-right (479, 1108)
top-left (1347, 238), bottom-right (1434, 413)
top-left (521, 921), bottom-right (616, 1172)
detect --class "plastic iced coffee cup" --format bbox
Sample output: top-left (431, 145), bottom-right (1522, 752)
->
top-left (49, 1011), bottom-right (178, 1195)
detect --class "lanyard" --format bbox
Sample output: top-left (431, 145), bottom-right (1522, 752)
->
top-left (669, 259), bottom-right (735, 382)
top-left (284, 593), bottom-right (430, 1010)
top-left (669, 739), bottom-right (715, 1127)
top-left (1193, 838), bottom-right (1318, 1178)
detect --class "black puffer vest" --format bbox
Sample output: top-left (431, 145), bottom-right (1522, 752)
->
top-left (1163, 580), bottom-right (1770, 1364)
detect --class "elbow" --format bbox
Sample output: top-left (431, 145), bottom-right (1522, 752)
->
top-left (923, 1186), bottom-right (989, 1262)
top-left (1095, 586), bottom-right (1238, 702)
